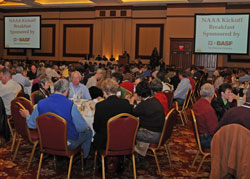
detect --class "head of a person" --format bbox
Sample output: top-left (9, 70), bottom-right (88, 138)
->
top-left (123, 72), bottom-right (133, 82)
top-left (10, 66), bottom-right (16, 75)
top-left (220, 71), bottom-right (227, 79)
top-left (4, 61), bottom-right (10, 68)
top-left (111, 72), bottom-right (123, 84)
top-left (38, 74), bottom-right (50, 90)
top-left (134, 75), bottom-right (145, 86)
top-left (179, 71), bottom-right (188, 80)
top-left (30, 65), bottom-right (37, 74)
top-left (150, 79), bottom-right (163, 93)
top-left (53, 65), bottom-right (59, 72)
top-left (16, 66), bottom-right (23, 74)
top-left (71, 71), bottom-right (81, 86)
top-left (136, 81), bottom-right (151, 98)
top-left (156, 70), bottom-right (167, 82)
top-left (200, 83), bottom-right (215, 102)
top-left (54, 79), bottom-right (69, 96)
top-left (95, 68), bottom-right (103, 80)
top-left (101, 78), bottom-right (119, 97)
top-left (1, 68), bottom-right (12, 84)
top-left (219, 83), bottom-right (232, 101)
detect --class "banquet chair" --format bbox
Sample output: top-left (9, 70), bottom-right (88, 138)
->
top-left (176, 88), bottom-right (192, 125)
top-left (163, 90), bottom-right (174, 109)
top-left (36, 112), bottom-right (84, 179)
top-left (10, 97), bottom-right (38, 169)
top-left (30, 90), bottom-right (39, 105)
top-left (194, 78), bottom-right (202, 98)
top-left (10, 97), bottom-right (34, 152)
top-left (190, 109), bottom-right (210, 178)
top-left (15, 88), bottom-right (25, 98)
top-left (147, 108), bottom-right (177, 175)
top-left (93, 113), bottom-right (139, 179)
top-left (215, 88), bottom-right (220, 97)
top-left (190, 80), bottom-right (199, 105)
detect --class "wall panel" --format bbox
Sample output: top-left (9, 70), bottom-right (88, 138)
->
top-left (63, 24), bottom-right (93, 57)
top-left (135, 24), bottom-right (164, 59)
top-left (32, 24), bottom-right (55, 56)
top-left (112, 19), bottom-right (123, 60)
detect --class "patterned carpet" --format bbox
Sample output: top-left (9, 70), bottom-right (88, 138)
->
top-left (0, 110), bottom-right (210, 179)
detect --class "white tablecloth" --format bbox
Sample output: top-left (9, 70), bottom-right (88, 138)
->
top-left (73, 99), bottom-right (96, 137)
top-left (237, 97), bottom-right (245, 106)
top-left (81, 111), bottom-right (95, 137)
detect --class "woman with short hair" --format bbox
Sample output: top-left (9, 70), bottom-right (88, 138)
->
top-left (31, 74), bottom-right (51, 105)
top-left (93, 78), bottom-right (133, 173)
top-left (150, 79), bottom-right (170, 116)
top-left (93, 78), bottom-right (133, 149)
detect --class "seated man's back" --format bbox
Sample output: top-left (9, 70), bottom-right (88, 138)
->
top-left (193, 83), bottom-right (218, 149)
top-left (0, 68), bottom-right (22, 115)
top-left (20, 79), bottom-right (93, 159)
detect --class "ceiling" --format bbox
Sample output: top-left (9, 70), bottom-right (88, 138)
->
top-left (0, 0), bottom-right (249, 9)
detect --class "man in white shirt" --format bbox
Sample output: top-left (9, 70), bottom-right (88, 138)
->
top-left (68, 71), bottom-right (91, 100)
top-left (86, 68), bottom-right (103, 88)
top-left (174, 71), bottom-right (192, 106)
top-left (47, 65), bottom-right (60, 80)
top-left (12, 66), bottom-right (31, 95)
top-left (0, 68), bottom-right (21, 115)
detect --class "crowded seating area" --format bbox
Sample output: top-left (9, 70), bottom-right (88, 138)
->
top-left (0, 58), bottom-right (250, 178)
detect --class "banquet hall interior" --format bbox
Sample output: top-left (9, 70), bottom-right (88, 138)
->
top-left (0, 0), bottom-right (250, 179)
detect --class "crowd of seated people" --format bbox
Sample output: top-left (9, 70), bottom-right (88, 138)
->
top-left (193, 66), bottom-right (250, 150)
top-left (0, 58), bottom-right (250, 177)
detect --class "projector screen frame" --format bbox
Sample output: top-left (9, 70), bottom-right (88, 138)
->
top-left (194, 13), bottom-right (250, 55)
top-left (4, 15), bottom-right (41, 49)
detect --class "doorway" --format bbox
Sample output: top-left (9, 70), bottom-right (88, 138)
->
top-left (170, 38), bottom-right (193, 69)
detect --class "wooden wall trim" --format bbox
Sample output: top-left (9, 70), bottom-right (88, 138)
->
top-left (0, 7), bottom-right (95, 13)
top-left (0, 5), bottom-right (167, 13)
top-left (32, 24), bottom-right (56, 57)
top-left (96, 6), bottom-right (132, 10)
top-left (7, 49), bottom-right (26, 56)
top-left (0, 3), bottom-right (228, 13)
top-left (227, 4), bottom-right (250, 9)
top-left (63, 24), bottom-right (93, 58)
top-left (167, 3), bottom-right (226, 8)
top-left (132, 6), bottom-right (167, 10)
top-left (135, 24), bottom-right (164, 59)
top-left (167, 15), bottom-right (194, 18)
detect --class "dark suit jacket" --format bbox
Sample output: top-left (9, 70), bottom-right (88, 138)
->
top-left (211, 95), bottom-right (234, 122)
top-left (170, 75), bottom-right (180, 91)
top-left (133, 97), bottom-right (165, 133)
top-left (93, 95), bottom-right (133, 150)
